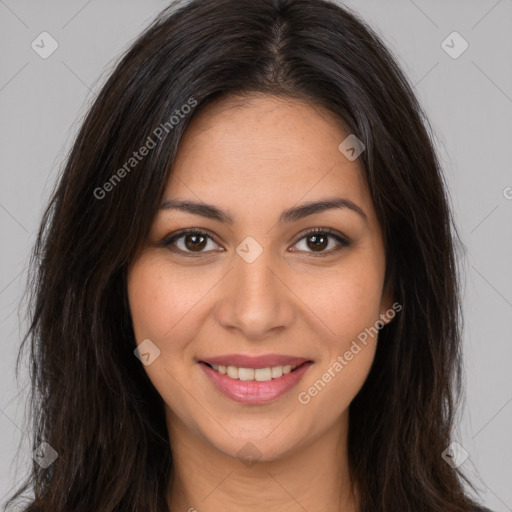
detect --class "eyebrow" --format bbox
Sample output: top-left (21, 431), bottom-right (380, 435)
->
top-left (159, 196), bottom-right (367, 224)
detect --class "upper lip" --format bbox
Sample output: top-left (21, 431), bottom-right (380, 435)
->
top-left (199, 354), bottom-right (312, 369)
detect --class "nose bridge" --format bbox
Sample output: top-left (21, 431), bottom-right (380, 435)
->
top-left (236, 246), bottom-right (274, 297)
top-left (233, 234), bottom-right (276, 291)
top-left (215, 239), bottom-right (294, 337)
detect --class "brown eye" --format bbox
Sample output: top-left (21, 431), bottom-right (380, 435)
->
top-left (291, 229), bottom-right (350, 255)
top-left (183, 233), bottom-right (208, 251)
top-left (161, 229), bottom-right (220, 254)
top-left (160, 228), bottom-right (349, 257)
top-left (305, 233), bottom-right (329, 251)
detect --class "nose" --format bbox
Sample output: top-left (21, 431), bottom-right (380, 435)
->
top-left (215, 246), bottom-right (295, 340)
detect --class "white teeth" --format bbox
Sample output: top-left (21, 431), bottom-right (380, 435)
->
top-left (271, 366), bottom-right (283, 378)
top-left (239, 367), bottom-right (254, 381)
top-left (255, 367), bottom-right (272, 381)
top-left (208, 363), bottom-right (299, 381)
top-left (226, 365), bottom-right (239, 379)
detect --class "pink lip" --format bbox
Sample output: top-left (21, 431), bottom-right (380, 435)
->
top-left (199, 361), bottom-right (313, 404)
top-left (199, 354), bottom-right (310, 368)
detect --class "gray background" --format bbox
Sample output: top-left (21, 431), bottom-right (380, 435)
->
top-left (1, 0), bottom-right (511, 510)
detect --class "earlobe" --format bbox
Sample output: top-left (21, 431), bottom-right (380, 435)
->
top-left (379, 300), bottom-right (402, 328)
top-left (379, 275), bottom-right (396, 326)
top-left (379, 302), bottom-right (395, 327)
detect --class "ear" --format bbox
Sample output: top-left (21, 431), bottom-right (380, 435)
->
top-left (378, 271), bottom-right (399, 327)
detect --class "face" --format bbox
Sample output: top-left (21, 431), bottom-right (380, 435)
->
top-left (127, 93), bottom-right (393, 462)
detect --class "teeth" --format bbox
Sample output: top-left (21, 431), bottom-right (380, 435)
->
top-left (226, 365), bottom-right (239, 379)
top-left (239, 367), bottom-right (254, 381)
top-left (271, 366), bottom-right (283, 378)
top-left (209, 363), bottom-right (299, 381)
top-left (255, 367), bottom-right (272, 381)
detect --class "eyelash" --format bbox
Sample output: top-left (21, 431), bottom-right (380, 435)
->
top-left (159, 227), bottom-right (350, 257)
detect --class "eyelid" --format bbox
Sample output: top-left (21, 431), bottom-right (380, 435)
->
top-left (288, 227), bottom-right (350, 257)
top-left (158, 227), bottom-right (223, 254)
top-left (291, 226), bottom-right (350, 246)
top-left (159, 227), bottom-right (351, 255)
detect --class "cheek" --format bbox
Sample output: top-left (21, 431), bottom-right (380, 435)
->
top-left (127, 255), bottom-right (209, 415)
top-left (128, 260), bottom-right (171, 343)
top-left (127, 255), bottom-right (213, 346)
top-left (293, 250), bottom-right (385, 345)
top-left (292, 251), bottom-right (384, 408)
top-left (294, 311), bottom-right (380, 424)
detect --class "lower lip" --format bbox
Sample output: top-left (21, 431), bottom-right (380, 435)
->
top-left (199, 362), bottom-right (313, 404)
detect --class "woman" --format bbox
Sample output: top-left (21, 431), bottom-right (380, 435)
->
top-left (3, 0), bottom-right (493, 511)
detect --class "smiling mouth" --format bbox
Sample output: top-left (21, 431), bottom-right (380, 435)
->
top-left (200, 361), bottom-right (310, 382)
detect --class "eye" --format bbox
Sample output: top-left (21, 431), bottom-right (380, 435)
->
top-left (290, 227), bottom-right (350, 256)
top-left (160, 229), bottom-right (222, 255)
top-left (159, 227), bottom-right (350, 256)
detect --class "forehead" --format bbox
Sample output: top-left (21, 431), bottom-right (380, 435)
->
top-left (174, 93), bottom-right (352, 163)
top-left (164, 93), bottom-right (371, 219)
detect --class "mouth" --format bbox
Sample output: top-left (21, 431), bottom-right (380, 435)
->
top-left (200, 360), bottom-right (310, 382)
top-left (198, 359), bottom-right (314, 404)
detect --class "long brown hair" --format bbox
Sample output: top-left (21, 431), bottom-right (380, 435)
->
top-left (4, 0), bottom-right (483, 510)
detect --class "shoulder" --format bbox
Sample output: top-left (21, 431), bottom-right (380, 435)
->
top-left (472, 506), bottom-right (494, 512)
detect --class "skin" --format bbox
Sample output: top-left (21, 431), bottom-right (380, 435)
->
top-left (127, 93), bottom-right (394, 512)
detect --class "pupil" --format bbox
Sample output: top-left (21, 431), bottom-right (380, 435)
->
top-left (185, 234), bottom-right (207, 251)
top-left (308, 234), bottom-right (327, 251)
